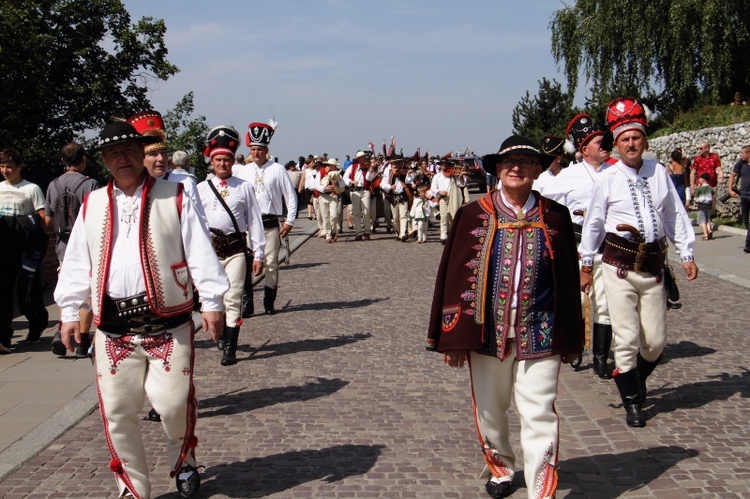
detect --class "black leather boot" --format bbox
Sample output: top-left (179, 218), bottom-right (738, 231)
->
top-left (570, 353), bottom-right (582, 370)
top-left (220, 326), bottom-right (240, 366)
top-left (263, 286), bottom-right (277, 315)
top-left (592, 323), bottom-right (613, 379)
top-left (216, 326), bottom-right (228, 351)
top-left (637, 353), bottom-right (663, 401)
top-left (613, 368), bottom-right (646, 427)
top-left (241, 289), bottom-right (254, 318)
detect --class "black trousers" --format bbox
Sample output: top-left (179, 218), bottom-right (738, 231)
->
top-left (739, 196), bottom-right (750, 248)
top-left (0, 253), bottom-right (48, 348)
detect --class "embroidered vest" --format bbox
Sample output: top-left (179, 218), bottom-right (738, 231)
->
top-left (83, 176), bottom-right (194, 324)
top-left (488, 196), bottom-right (555, 360)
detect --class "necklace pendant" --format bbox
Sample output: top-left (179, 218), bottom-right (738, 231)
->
top-left (220, 188), bottom-right (229, 199)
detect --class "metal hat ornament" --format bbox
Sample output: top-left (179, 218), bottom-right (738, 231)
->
top-left (605, 97), bottom-right (652, 142)
top-left (542, 135), bottom-right (566, 156)
top-left (204, 125), bottom-right (240, 159)
top-left (564, 113), bottom-right (603, 153)
top-left (246, 119), bottom-right (278, 148)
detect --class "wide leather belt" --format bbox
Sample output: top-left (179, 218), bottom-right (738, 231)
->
top-left (261, 214), bottom-right (280, 229)
top-left (99, 294), bottom-right (191, 336)
top-left (601, 233), bottom-right (667, 275)
top-left (210, 228), bottom-right (246, 259)
top-left (352, 186), bottom-right (367, 191)
top-left (392, 193), bottom-right (408, 204)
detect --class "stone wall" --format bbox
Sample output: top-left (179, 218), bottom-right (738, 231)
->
top-left (647, 122), bottom-right (750, 219)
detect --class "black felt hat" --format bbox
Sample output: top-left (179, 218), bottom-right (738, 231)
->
top-left (91, 121), bottom-right (160, 152)
top-left (482, 135), bottom-right (555, 171)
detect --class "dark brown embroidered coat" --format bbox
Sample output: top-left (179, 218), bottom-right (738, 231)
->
top-left (426, 191), bottom-right (583, 360)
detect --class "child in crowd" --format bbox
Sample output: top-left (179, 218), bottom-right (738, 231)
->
top-left (695, 172), bottom-right (715, 240)
top-left (409, 184), bottom-right (431, 243)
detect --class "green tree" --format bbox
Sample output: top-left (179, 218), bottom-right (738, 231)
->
top-left (163, 92), bottom-right (210, 180)
top-left (0, 0), bottom-right (178, 188)
top-left (550, 0), bottom-right (750, 119)
top-left (511, 78), bottom-right (579, 145)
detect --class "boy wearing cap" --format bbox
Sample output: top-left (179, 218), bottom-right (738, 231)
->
top-left (428, 135), bottom-right (583, 499)
top-left (580, 97), bottom-right (698, 428)
top-left (54, 120), bottom-right (230, 498)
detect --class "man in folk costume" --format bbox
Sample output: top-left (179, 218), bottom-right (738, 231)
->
top-left (381, 156), bottom-right (412, 242)
top-left (427, 135), bottom-right (583, 499)
top-left (343, 150), bottom-right (376, 241)
top-left (313, 157), bottom-right (346, 242)
top-left (537, 114), bottom-right (616, 379)
top-left (430, 156), bottom-right (467, 244)
top-left (54, 121), bottom-right (230, 499)
top-left (580, 97), bottom-right (698, 428)
top-left (197, 126), bottom-right (265, 366)
top-left (128, 111), bottom-right (208, 227)
top-left (234, 121), bottom-right (297, 315)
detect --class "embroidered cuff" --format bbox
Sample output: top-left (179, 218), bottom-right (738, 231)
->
top-left (680, 254), bottom-right (694, 262)
top-left (581, 257), bottom-right (594, 267)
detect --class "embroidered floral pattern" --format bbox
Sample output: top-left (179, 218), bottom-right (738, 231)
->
top-left (142, 333), bottom-right (175, 372)
top-left (534, 442), bottom-right (558, 499)
top-left (489, 192), bottom-right (555, 360)
top-left (482, 437), bottom-right (513, 479)
top-left (104, 335), bottom-right (137, 375)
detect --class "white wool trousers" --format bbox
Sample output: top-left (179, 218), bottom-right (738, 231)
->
top-left (95, 322), bottom-right (197, 499)
top-left (601, 263), bottom-right (667, 372)
top-left (263, 225), bottom-right (281, 289)
top-left (438, 198), bottom-right (453, 240)
top-left (220, 252), bottom-right (246, 327)
top-left (349, 189), bottom-right (371, 236)
top-left (319, 194), bottom-right (340, 239)
top-left (392, 200), bottom-right (409, 237)
top-left (469, 350), bottom-right (561, 499)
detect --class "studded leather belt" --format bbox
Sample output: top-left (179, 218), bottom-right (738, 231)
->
top-left (601, 233), bottom-right (667, 276)
top-left (99, 293), bottom-right (191, 336)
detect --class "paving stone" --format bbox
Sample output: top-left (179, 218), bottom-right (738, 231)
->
top-left (1, 217), bottom-right (749, 498)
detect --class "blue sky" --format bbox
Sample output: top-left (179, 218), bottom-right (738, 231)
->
top-left (123, 0), bottom-right (580, 163)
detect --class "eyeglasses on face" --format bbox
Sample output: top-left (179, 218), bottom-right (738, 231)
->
top-left (499, 158), bottom-right (541, 169)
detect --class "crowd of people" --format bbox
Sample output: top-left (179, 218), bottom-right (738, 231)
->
top-left (0, 95), bottom-right (748, 498)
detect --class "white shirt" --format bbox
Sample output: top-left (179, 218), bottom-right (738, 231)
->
top-left (168, 168), bottom-right (197, 184)
top-left (233, 160), bottom-right (298, 226)
top-left (532, 169), bottom-right (556, 196)
top-left (0, 179), bottom-right (45, 216)
top-left (499, 189), bottom-right (537, 311)
top-left (430, 171), bottom-right (465, 197)
top-left (343, 164), bottom-right (375, 188)
top-left (536, 160), bottom-right (610, 225)
top-left (55, 178), bottom-right (230, 322)
top-left (156, 171), bottom-right (208, 229)
top-left (381, 164), bottom-right (406, 194)
top-left (197, 176), bottom-right (266, 261)
top-left (579, 159), bottom-right (695, 266)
